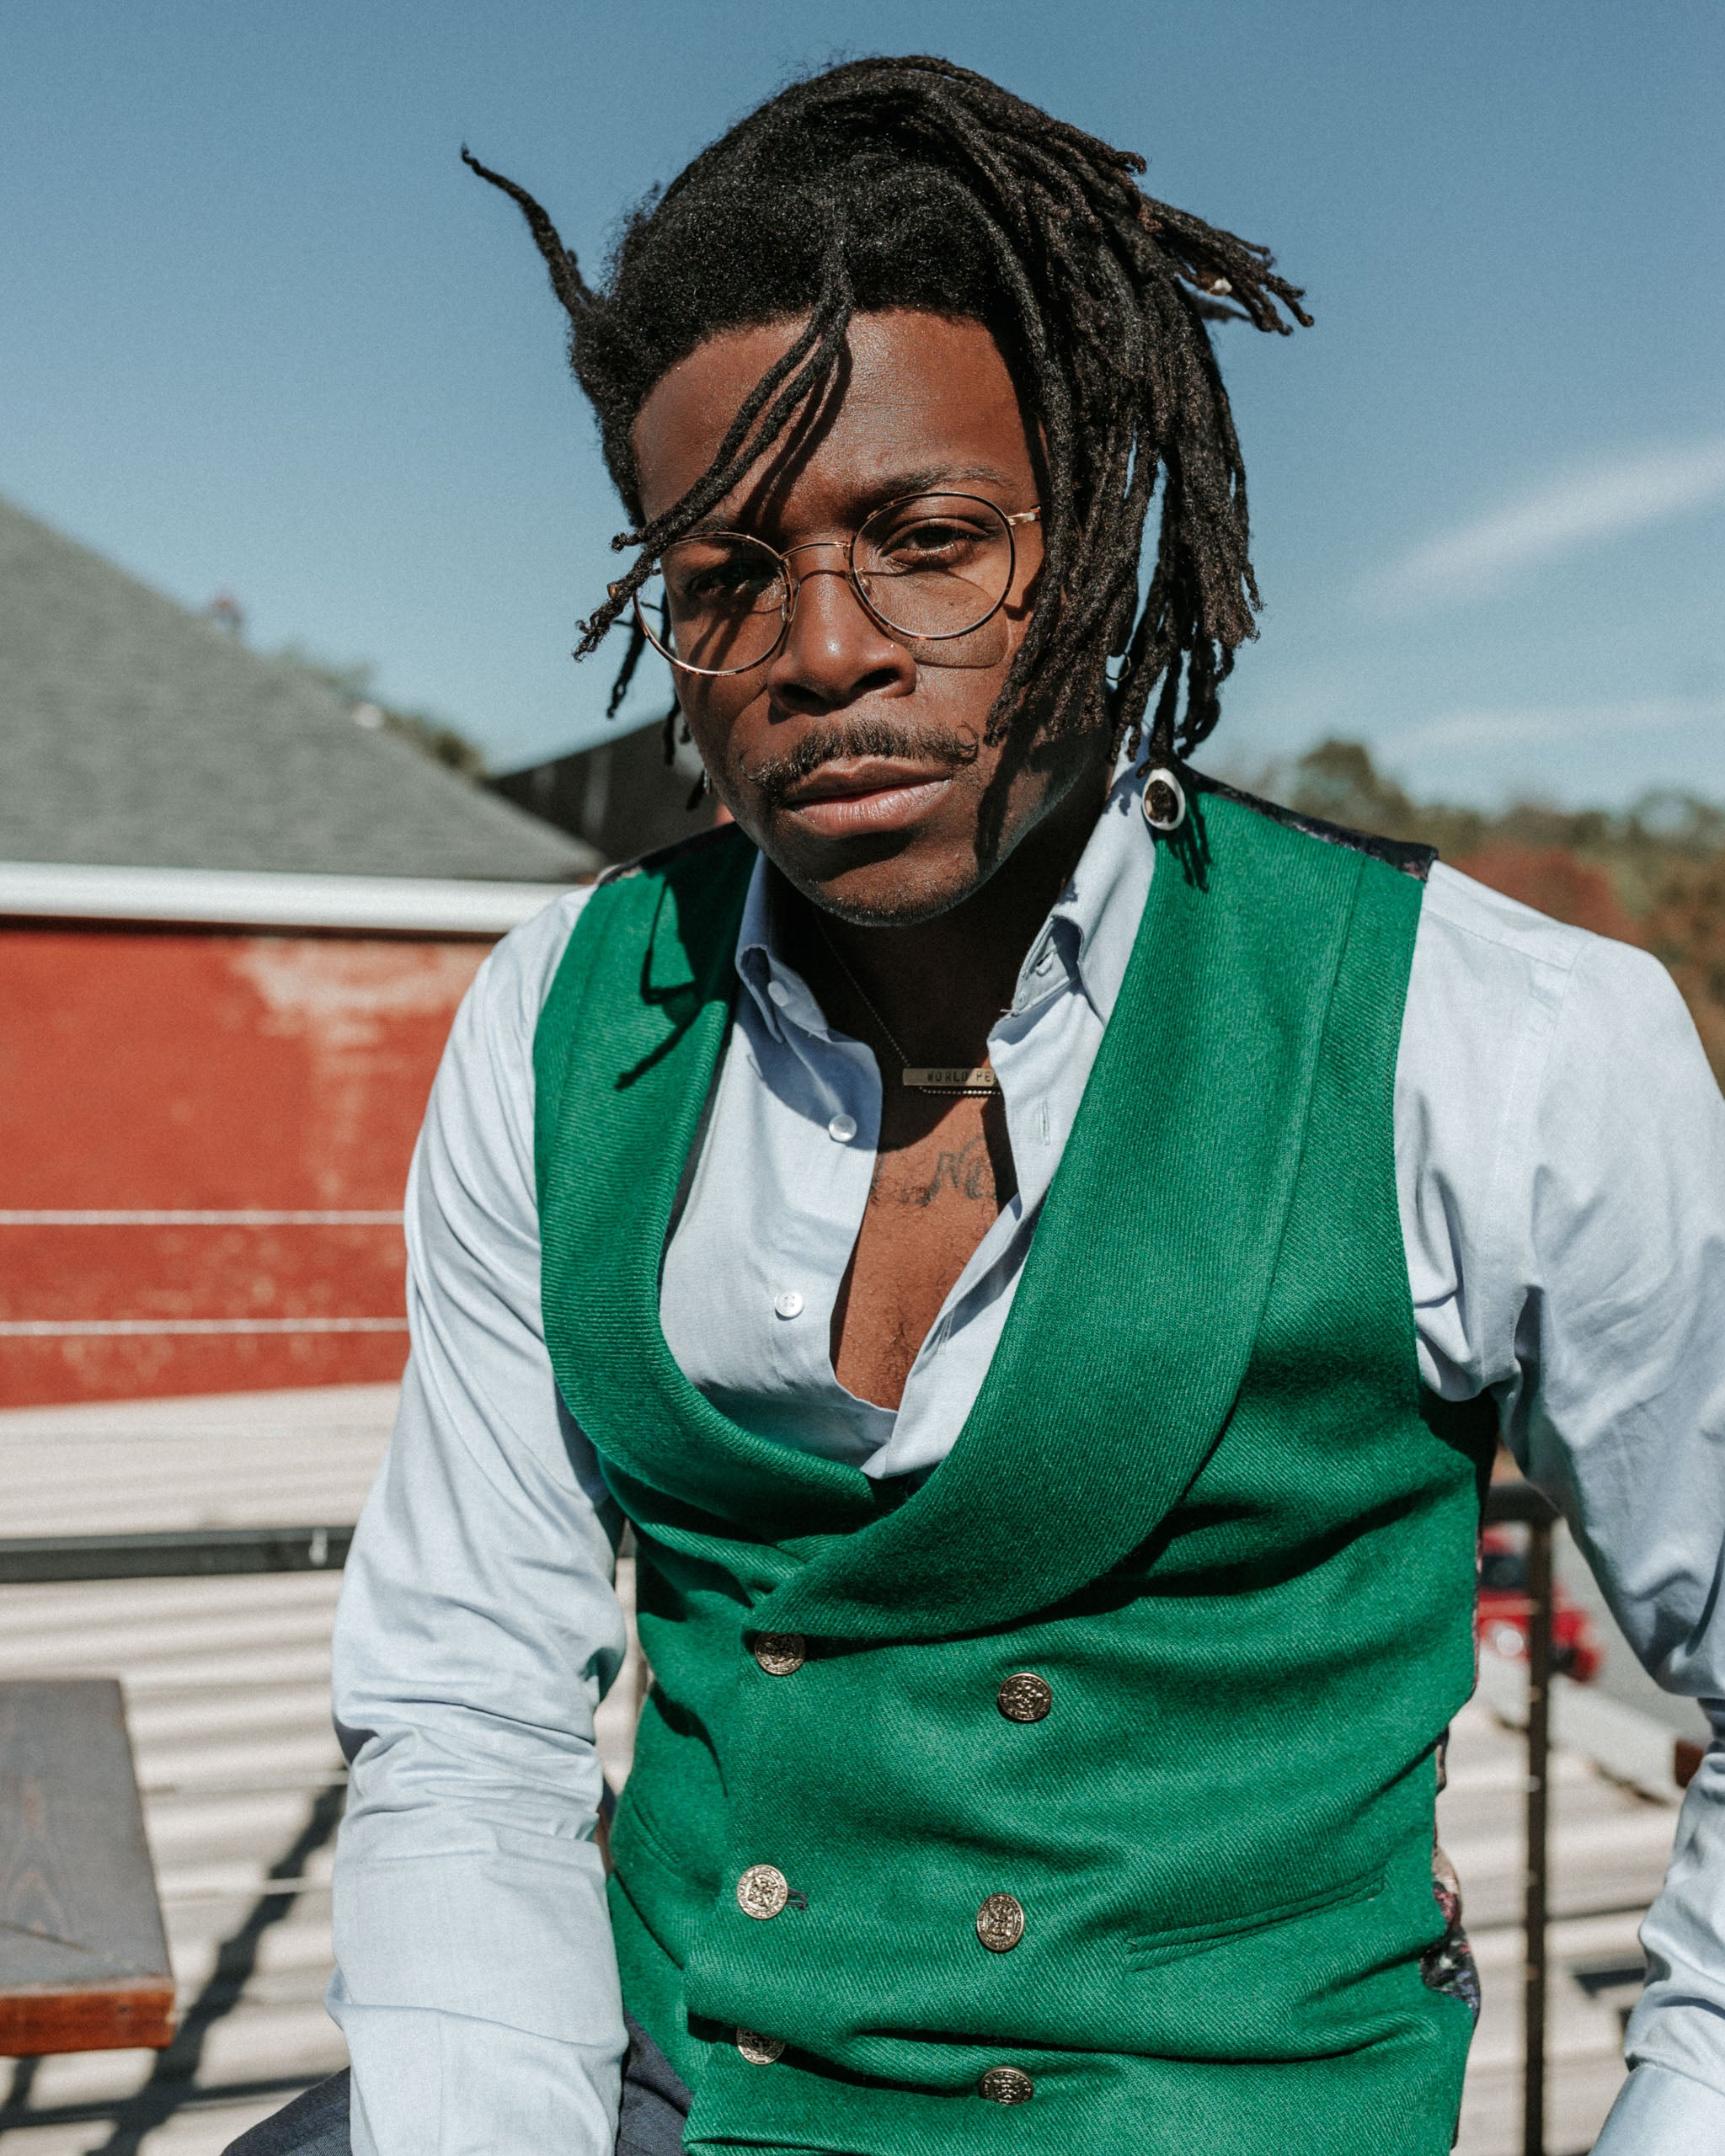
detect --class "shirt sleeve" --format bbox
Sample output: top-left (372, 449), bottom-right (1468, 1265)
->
top-left (1429, 905), bottom-right (1725, 2152)
top-left (326, 889), bottom-right (631, 2156)
top-left (1520, 937), bottom-right (1725, 2152)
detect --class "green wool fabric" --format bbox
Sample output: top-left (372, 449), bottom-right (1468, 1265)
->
top-left (534, 795), bottom-right (1494, 2156)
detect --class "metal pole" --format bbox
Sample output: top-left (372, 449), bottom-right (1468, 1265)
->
top-left (1523, 1512), bottom-right (1553, 2156)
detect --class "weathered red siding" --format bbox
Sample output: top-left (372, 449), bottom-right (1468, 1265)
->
top-left (0, 925), bottom-right (488, 1406)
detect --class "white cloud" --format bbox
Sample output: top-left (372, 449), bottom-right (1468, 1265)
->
top-left (1395, 696), bottom-right (1721, 757)
top-left (1370, 433), bottom-right (1725, 607)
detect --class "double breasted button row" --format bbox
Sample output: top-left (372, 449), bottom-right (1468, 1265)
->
top-left (738, 1865), bottom-right (1024, 1952)
top-left (740, 2029), bottom-right (1027, 2099)
top-left (750, 1644), bottom-right (1042, 1704)
top-left (751, 1631), bottom-right (806, 1676)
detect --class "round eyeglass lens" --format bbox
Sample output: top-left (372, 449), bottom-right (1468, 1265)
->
top-left (637, 532), bottom-right (789, 677)
top-left (853, 494), bottom-right (1017, 641)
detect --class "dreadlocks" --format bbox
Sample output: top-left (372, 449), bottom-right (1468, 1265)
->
top-left (462, 54), bottom-right (1310, 769)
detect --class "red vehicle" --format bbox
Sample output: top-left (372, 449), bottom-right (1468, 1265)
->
top-left (1477, 1529), bottom-right (1604, 1683)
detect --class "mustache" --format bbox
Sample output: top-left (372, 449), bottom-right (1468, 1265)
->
top-left (746, 718), bottom-right (980, 811)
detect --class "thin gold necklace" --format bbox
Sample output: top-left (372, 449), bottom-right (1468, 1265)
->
top-left (814, 917), bottom-right (999, 1098)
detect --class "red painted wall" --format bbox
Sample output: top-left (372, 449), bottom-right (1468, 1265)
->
top-left (0, 924), bottom-right (489, 1406)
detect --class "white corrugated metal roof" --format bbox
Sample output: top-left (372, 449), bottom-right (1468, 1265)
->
top-left (1438, 1694), bottom-right (1677, 2153)
top-left (0, 1383), bottom-right (638, 2152)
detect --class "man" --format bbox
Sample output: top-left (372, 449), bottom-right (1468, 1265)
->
top-left (235, 55), bottom-right (1725, 2156)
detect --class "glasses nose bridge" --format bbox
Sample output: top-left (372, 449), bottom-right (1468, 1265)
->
top-left (777, 532), bottom-right (852, 585)
top-left (772, 533), bottom-right (868, 648)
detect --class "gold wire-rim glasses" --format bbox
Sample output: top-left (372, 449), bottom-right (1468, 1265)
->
top-left (614, 492), bottom-right (1042, 679)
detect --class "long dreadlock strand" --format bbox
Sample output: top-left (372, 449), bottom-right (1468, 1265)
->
top-left (458, 147), bottom-right (593, 321)
top-left (605, 616), bottom-right (649, 718)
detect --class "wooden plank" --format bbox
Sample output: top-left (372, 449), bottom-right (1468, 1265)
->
top-left (0, 1980), bottom-right (174, 2057)
top-left (0, 1678), bottom-right (174, 2054)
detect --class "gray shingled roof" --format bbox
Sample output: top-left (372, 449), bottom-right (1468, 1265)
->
top-left (0, 495), bottom-right (596, 880)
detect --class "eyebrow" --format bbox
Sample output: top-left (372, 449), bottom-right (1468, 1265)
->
top-left (683, 463), bottom-right (1022, 537)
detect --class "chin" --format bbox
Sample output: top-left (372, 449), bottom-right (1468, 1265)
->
top-left (782, 851), bottom-right (989, 928)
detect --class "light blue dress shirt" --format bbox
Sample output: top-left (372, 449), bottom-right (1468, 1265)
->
top-left (328, 765), bottom-right (1725, 2154)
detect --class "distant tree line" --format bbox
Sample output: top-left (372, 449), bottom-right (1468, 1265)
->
top-left (281, 648), bottom-right (487, 778)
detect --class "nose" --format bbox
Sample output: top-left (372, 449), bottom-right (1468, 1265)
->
top-left (765, 545), bottom-right (916, 715)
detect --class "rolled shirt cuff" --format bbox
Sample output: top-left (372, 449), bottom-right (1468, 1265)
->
top-left (1591, 2061), bottom-right (1725, 2153)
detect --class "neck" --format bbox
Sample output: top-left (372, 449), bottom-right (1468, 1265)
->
top-left (793, 757), bottom-right (1112, 1069)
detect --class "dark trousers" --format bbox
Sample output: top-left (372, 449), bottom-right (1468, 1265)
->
top-left (222, 2015), bottom-right (692, 2155)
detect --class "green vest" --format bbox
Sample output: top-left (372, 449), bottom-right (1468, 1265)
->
top-left (535, 790), bottom-right (1493, 2156)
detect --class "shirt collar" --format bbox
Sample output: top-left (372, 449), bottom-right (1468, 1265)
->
top-left (734, 753), bottom-right (1156, 1040)
top-left (1010, 752), bottom-right (1154, 1025)
top-left (735, 857), bottom-right (832, 1047)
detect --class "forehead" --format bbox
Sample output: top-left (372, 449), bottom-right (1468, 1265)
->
top-left (631, 310), bottom-right (1033, 527)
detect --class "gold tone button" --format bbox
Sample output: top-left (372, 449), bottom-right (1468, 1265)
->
top-left (736, 1864), bottom-right (790, 1919)
top-left (753, 1632), bottom-right (806, 1676)
top-left (976, 1892), bottom-right (1026, 1953)
top-left (735, 2028), bottom-right (785, 2065)
top-left (980, 2065), bottom-right (1035, 2104)
top-left (996, 1672), bottom-right (1053, 1723)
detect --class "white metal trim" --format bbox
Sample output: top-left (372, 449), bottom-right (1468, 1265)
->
top-left (0, 1318), bottom-right (409, 1337)
top-left (0, 860), bottom-right (585, 935)
top-left (0, 1210), bottom-right (404, 1226)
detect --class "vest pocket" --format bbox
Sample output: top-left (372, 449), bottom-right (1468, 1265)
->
top-left (1124, 1863), bottom-right (1385, 1972)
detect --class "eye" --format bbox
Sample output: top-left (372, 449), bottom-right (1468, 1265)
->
top-left (872, 515), bottom-right (990, 569)
top-left (664, 539), bottom-right (783, 611)
top-left (687, 561), bottom-right (773, 601)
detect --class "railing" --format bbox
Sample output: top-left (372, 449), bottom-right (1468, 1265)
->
top-left (0, 1488), bottom-right (1577, 2152)
top-left (0, 1526), bottom-right (355, 1584)
top-left (1484, 1478), bottom-right (1557, 2156)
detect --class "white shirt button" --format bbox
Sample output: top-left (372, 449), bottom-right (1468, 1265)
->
top-left (773, 1290), bottom-right (804, 1321)
top-left (767, 979), bottom-right (792, 1008)
top-left (828, 1113), bottom-right (858, 1143)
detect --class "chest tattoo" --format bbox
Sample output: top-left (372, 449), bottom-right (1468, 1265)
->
top-left (887, 1134), bottom-right (995, 1211)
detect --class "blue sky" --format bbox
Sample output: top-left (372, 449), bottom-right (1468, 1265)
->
top-left (4, 0), bottom-right (1722, 804)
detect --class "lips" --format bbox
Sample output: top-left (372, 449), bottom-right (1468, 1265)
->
top-left (777, 757), bottom-right (954, 839)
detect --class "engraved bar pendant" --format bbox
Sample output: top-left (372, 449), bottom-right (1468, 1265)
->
top-left (902, 1066), bottom-right (999, 1095)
